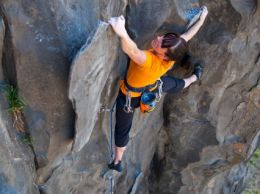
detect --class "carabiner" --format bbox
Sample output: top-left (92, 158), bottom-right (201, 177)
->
top-left (123, 91), bottom-right (133, 113)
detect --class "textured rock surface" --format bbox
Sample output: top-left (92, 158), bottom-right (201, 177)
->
top-left (0, 16), bottom-right (38, 194)
top-left (0, 17), bottom-right (4, 79)
top-left (68, 22), bottom-right (118, 152)
top-left (149, 0), bottom-right (260, 193)
top-left (0, 0), bottom-right (259, 193)
top-left (1, 0), bottom-right (76, 168)
top-left (0, 106), bottom-right (39, 194)
top-left (243, 148), bottom-right (260, 194)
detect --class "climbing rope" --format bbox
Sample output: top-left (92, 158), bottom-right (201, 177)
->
top-left (100, 100), bottom-right (117, 194)
top-left (109, 100), bottom-right (116, 194)
top-left (109, 100), bottom-right (117, 161)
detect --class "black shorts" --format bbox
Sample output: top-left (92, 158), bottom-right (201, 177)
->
top-left (114, 76), bottom-right (185, 147)
top-left (161, 76), bottom-right (185, 93)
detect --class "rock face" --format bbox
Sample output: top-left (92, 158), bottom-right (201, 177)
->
top-left (0, 102), bottom-right (39, 194)
top-left (0, 17), bottom-right (4, 79)
top-left (149, 1), bottom-right (260, 193)
top-left (0, 0), bottom-right (259, 194)
top-left (0, 16), bottom-right (39, 194)
top-left (68, 22), bottom-right (118, 152)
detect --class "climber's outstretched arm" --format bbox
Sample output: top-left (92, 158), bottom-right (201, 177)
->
top-left (108, 15), bottom-right (146, 66)
top-left (180, 6), bottom-right (208, 42)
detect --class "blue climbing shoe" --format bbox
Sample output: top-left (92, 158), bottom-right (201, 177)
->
top-left (193, 63), bottom-right (203, 80)
top-left (108, 160), bottom-right (123, 172)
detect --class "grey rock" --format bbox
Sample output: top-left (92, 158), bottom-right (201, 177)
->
top-left (149, 1), bottom-right (260, 193)
top-left (0, 17), bottom-right (4, 80)
top-left (68, 22), bottom-right (118, 152)
top-left (2, 0), bottom-right (76, 168)
top-left (0, 0), bottom-right (259, 193)
top-left (129, 171), bottom-right (144, 194)
top-left (0, 176), bottom-right (19, 194)
top-left (230, 0), bottom-right (257, 16)
top-left (0, 78), bottom-right (39, 194)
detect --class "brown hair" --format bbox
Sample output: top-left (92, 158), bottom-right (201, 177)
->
top-left (162, 33), bottom-right (188, 62)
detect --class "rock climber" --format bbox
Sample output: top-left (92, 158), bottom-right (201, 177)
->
top-left (108, 6), bottom-right (208, 172)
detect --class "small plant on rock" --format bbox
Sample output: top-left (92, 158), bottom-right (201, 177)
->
top-left (6, 85), bottom-right (26, 133)
top-left (243, 190), bottom-right (260, 194)
top-left (243, 148), bottom-right (260, 194)
top-left (249, 148), bottom-right (260, 166)
top-left (20, 133), bottom-right (33, 146)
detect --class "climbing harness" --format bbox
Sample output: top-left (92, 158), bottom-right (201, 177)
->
top-left (109, 101), bottom-right (116, 160)
top-left (123, 78), bottom-right (163, 113)
top-left (108, 101), bottom-right (116, 194)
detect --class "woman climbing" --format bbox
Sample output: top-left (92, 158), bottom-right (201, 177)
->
top-left (108, 6), bottom-right (208, 172)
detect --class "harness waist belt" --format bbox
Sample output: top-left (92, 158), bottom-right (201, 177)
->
top-left (124, 78), bottom-right (158, 93)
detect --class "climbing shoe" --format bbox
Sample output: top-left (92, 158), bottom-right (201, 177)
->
top-left (108, 160), bottom-right (123, 172)
top-left (193, 63), bottom-right (203, 80)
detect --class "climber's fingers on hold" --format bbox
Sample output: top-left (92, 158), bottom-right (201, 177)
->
top-left (108, 16), bottom-right (125, 26)
top-left (120, 15), bottom-right (125, 21)
top-left (201, 6), bottom-right (208, 19)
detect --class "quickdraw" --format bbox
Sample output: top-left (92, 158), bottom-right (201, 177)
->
top-left (123, 90), bottom-right (133, 113)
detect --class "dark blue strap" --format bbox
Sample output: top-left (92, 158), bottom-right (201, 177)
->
top-left (124, 78), bottom-right (158, 93)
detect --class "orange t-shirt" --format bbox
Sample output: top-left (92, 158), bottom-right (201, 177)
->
top-left (120, 50), bottom-right (175, 97)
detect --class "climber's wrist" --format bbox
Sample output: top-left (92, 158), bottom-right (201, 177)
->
top-left (118, 30), bottom-right (128, 39)
top-left (200, 6), bottom-right (208, 22)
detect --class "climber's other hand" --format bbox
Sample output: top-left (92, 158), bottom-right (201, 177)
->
top-left (200, 6), bottom-right (208, 20)
top-left (108, 15), bottom-right (127, 38)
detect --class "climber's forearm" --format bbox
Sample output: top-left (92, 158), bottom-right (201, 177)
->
top-left (109, 15), bottom-right (146, 65)
top-left (108, 14), bottom-right (140, 57)
top-left (120, 34), bottom-right (146, 65)
top-left (181, 6), bottom-right (208, 42)
top-left (120, 34), bottom-right (139, 56)
top-left (181, 18), bottom-right (205, 42)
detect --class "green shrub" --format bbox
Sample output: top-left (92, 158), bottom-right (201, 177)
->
top-left (5, 84), bottom-right (26, 133)
top-left (249, 148), bottom-right (260, 166)
top-left (6, 85), bottom-right (25, 112)
top-left (243, 190), bottom-right (260, 194)
top-left (20, 134), bottom-right (33, 146)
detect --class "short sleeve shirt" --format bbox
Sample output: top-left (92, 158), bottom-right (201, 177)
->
top-left (120, 50), bottom-right (175, 97)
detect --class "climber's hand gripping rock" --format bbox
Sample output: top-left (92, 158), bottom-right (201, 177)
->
top-left (108, 15), bottom-right (128, 38)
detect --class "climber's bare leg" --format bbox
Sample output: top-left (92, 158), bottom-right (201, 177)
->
top-left (114, 146), bottom-right (126, 164)
top-left (183, 74), bottom-right (197, 88)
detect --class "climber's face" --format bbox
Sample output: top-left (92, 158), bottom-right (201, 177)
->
top-left (151, 36), bottom-right (168, 59)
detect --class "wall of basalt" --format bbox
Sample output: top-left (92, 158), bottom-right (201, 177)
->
top-left (0, 0), bottom-right (259, 193)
